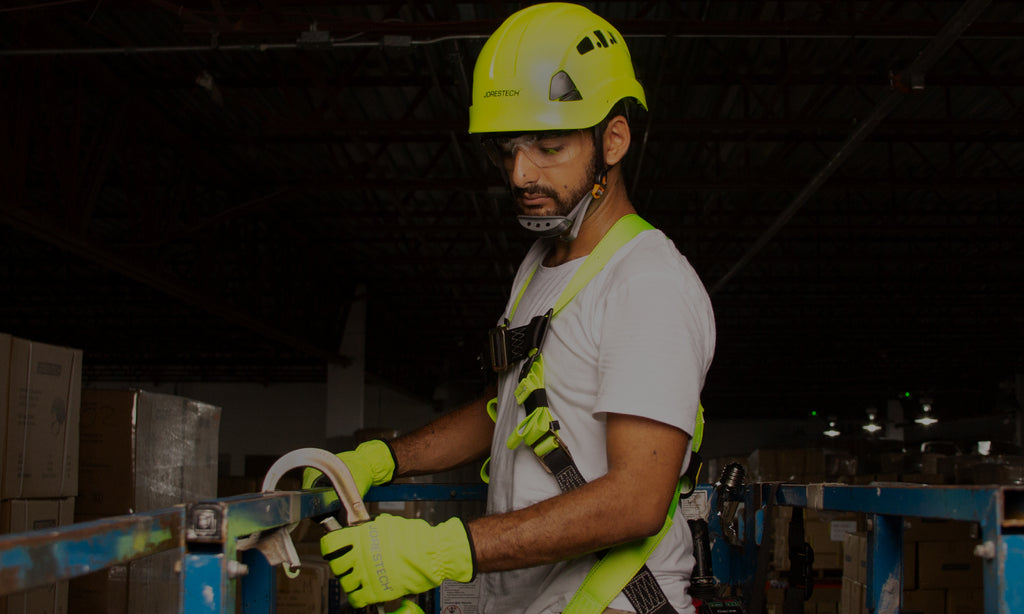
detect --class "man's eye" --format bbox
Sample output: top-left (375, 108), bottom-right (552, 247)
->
top-left (538, 145), bottom-right (563, 155)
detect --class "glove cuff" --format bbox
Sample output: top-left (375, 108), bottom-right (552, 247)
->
top-left (357, 439), bottom-right (397, 486)
top-left (436, 517), bottom-right (477, 583)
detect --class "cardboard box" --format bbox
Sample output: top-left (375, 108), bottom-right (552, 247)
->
top-left (803, 585), bottom-right (840, 614)
top-left (276, 557), bottom-right (342, 614)
top-left (900, 473), bottom-right (947, 485)
top-left (946, 588), bottom-right (984, 614)
top-left (67, 554), bottom-right (180, 614)
top-left (773, 507), bottom-right (862, 571)
top-left (841, 578), bottom-right (865, 614)
top-left (902, 589), bottom-right (946, 614)
top-left (971, 460), bottom-right (1024, 485)
top-left (0, 333), bottom-right (81, 499)
top-left (904, 518), bottom-right (979, 543)
top-left (68, 566), bottom-right (129, 614)
top-left (748, 448), bottom-right (779, 482)
top-left (917, 541), bottom-right (983, 589)
top-left (748, 448), bottom-right (832, 483)
top-left (0, 498), bottom-right (75, 614)
top-left (904, 538), bottom-right (918, 590)
top-left (843, 532), bottom-right (867, 584)
top-left (67, 517), bottom-right (181, 614)
top-left (77, 389), bottom-right (220, 515)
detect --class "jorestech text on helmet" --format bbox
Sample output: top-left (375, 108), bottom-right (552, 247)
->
top-left (483, 89), bottom-right (521, 98)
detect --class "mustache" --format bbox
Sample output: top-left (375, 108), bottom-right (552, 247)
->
top-left (511, 184), bottom-right (559, 200)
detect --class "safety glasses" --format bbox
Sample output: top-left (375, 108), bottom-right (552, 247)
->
top-left (481, 130), bottom-right (588, 169)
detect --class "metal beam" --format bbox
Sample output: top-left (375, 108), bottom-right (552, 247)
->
top-left (709, 0), bottom-right (995, 296)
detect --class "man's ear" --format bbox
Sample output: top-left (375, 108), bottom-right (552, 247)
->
top-left (602, 115), bottom-right (632, 167)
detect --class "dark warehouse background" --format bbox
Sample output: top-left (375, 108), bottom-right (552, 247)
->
top-left (1, 0), bottom-right (1022, 427)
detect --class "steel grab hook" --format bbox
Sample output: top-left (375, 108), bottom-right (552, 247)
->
top-left (239, 448), bottom-right (367, 576)
top-left (258, 447), bottom-right (417, 614)
top-left (261, 447), bottom-right (371, 527)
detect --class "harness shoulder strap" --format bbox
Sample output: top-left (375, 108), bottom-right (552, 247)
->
top-left (509, 213), bottom-right (653, 321)
top-left (552, 213), bottom-right (653, 315)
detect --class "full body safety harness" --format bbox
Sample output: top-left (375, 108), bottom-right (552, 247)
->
top-left (480, 212), bottom-right (706, 614)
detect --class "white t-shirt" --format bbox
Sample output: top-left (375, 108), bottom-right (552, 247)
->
top-left (479, 227), bottom-right (716, 614)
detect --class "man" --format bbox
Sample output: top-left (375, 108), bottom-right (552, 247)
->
top-left (315, 4), bottom-right (715, 613)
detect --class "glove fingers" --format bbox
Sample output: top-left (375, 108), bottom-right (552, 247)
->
top-left (339, 569), bottom-right (364, 597)
top-left (300, 467), bottom-right (323, 489)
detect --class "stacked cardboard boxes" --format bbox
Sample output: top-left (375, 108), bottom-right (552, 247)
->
top-left (905, 518), bottom-right (983, 614)
top-left (0, 333), bottom-right (82, 614)
top-left (836, 519), bottom-right (983, 614)
top-left (841, 532), bottom-right (867, 614)
top-left (771, 506), bottom-right (863, 573)
top-left (69, 389), bottom-right (221, 614)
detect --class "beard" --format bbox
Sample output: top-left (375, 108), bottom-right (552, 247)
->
top-left (512, 145), bottom-right (604, 217)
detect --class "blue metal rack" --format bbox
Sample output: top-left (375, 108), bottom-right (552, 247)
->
top-left (0, 483), bottom-right (1019, 613)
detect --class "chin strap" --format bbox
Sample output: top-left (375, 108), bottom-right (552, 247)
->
top-left (516, 170), bottom-right (608, 241)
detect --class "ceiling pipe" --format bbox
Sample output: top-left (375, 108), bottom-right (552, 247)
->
top-left (1, 19), bottom-right (1018, 57)
top-left (708, 0), bottom-right (994, 297)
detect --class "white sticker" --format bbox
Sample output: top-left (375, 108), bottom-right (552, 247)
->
top-left (679, 490), bottom-right (711, 520)
top-left (440, 577), bottom-right (481, 614)
top-left (830, 520), bottom-right (858, 541)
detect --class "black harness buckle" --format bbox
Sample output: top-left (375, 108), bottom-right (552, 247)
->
top-left (480, 310), bottom-right (553, 373)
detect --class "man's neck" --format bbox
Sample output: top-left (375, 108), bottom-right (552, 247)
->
top-left (543, 180), bottom-right (635, 267)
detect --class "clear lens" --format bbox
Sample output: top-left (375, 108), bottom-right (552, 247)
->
top-left (482, 130), bottom-right (585, 169)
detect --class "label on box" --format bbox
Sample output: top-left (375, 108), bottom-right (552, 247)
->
top-left (830, 520), bottom-right (858, 541)
top-left (440, 577), bottom-right (480, 614)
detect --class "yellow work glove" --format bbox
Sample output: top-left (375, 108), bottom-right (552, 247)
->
top-left (301, 439), bottom-right (396, 498)
top-left (321, 514), bottom-right (476, 608)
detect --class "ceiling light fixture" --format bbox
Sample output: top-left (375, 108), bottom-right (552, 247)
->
top-left (914, 399), bottom-right (938, 426)
top-left (862, 408), bottom-right (882, 434)
top-left (823, 419), bottom-right (841, 438)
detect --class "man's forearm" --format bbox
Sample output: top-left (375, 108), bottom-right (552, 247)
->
top-left (389, 385), bottom-right (496, 477)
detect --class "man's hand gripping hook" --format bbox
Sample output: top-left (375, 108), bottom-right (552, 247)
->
top-left (238, 448), bottom-right (371, 578)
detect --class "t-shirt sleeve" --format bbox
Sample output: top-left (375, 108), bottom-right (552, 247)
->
top-left (592, 255), bottom-right (715, 437)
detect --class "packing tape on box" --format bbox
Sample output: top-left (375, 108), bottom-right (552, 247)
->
top-left (807, 484), bottom-right (824, 510)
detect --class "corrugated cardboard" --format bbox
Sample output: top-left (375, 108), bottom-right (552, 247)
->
top-left (77, 389), bottom-right (220, 515)
top-left (840, 578), bottom-right (865, 614)
top-left (843, 532), bottom-right (867, 584)
top-left (904, 518), bottom-right (979, 543)
top-left (0, 498), bottom-right (75, 614)
top-left (917, 541), bottom-right (983, 590)
top-left (66, 517), bottom-right (183, 614)
top-left (0, 333), bottom-right (81, 499)
top-left (902, 589), bottom-right (946, 614)
top-left (748, 448), bottom-right (828, 483)
top-left (773, 507), bottom-right (863, 571)
top-left (67, 551), bottom-right (181, 614)
top-left (67, 566), bottom-right (129, 614)
top-left (946, 588), bottom-right (984, 614)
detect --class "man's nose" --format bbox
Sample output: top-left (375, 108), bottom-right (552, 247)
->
top-left (509, 149), bottom-right (539, 187)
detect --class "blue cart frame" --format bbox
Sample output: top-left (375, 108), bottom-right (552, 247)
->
top-left (0, 483), bottom-right (1019, 613)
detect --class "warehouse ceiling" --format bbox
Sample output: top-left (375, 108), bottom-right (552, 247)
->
top-left (1, 1), bottom-right (1022, 422)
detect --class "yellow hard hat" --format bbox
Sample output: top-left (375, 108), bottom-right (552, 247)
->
top-left (468, 3), bottom-right (647, 134)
